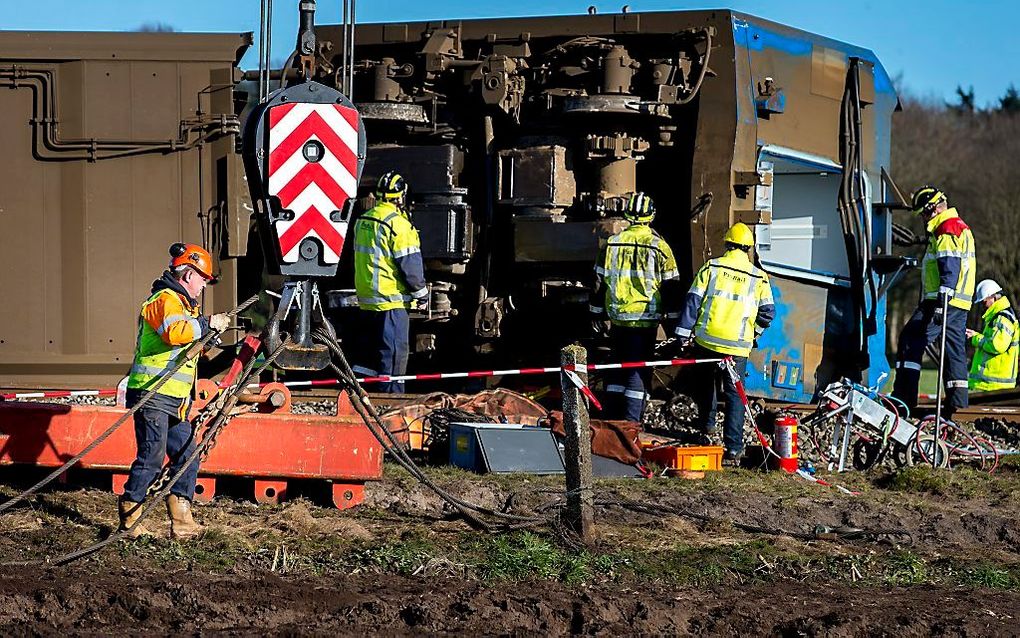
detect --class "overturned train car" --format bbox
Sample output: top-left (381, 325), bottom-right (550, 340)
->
top-left (312, 10), bottom-right (903, 402)
top-left (0, 11), bottom-right (904, 404)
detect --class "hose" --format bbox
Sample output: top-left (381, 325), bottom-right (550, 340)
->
top-left (0, 295), bottom-right (259, 515)
top-left (311, 327), bottom-right (547, 531)
top-left (674, 28), bottom-right (713, 106)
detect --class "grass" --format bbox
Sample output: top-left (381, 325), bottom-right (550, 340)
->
top-left (99, 524), bottom-right (1020, 592)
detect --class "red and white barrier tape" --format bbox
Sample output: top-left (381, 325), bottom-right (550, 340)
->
top-left (1, 357), bottom-right (722, 401)
top-left (271, 357), bottom-right (722, 389)
top-left (0, 389), bottom-right (118, 401)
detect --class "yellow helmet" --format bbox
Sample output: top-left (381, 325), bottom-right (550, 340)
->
top-left (724, 222), bottom-right (754, 248)
top-left (910, 185), bottom-right (945, 215)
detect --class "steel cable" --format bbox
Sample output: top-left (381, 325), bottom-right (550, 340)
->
top-left (0, 295), bottom-right (259, 516)
top-left (5, 338), bottom-right (289, 567)
top-left (312, 327), bottom-right (548, 530)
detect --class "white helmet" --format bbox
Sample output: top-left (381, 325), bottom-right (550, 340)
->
top-left (975, 279), bottom-right (1003, 303)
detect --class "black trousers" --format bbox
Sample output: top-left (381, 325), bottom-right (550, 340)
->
top-left (605, 325), bottom-right (657, 422)
top-left (892, 301), bottom-right (969, 417)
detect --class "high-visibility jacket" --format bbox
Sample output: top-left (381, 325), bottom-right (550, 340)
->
top-left (127, 277), bottom-right (207, 417)
top-left (591, 223), bottom-right (679, 328)
top-left (922, 208), bottom-right (976, 311)
top-left (676, 248), bottom-right (775, 357)
top-left (354, 201), bottom-right (428, 311)
top-left (969, 296), bottom-right (1019, 392)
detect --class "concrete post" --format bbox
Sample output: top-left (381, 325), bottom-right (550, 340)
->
top-left (560, 344), bottom-right (595, 544)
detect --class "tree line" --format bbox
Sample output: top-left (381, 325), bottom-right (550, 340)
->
top-left (887, 85), bottom-right (1020, 350)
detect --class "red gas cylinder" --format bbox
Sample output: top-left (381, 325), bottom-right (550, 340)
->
top-left (773, 413), bottom-right (799, 473)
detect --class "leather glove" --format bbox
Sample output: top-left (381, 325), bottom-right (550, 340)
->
top-left (209, 313), bottom-right (230, 332)
top-left (410, 296), bottom-right (429, 312)
top-left (591, 318), bottom-right (611, 338)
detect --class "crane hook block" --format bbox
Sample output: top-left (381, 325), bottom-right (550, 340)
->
top-left (242, 81), bottom-right (367, 278)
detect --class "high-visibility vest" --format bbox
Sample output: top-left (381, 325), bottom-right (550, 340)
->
top-left (595, 223), bottom-right (679, 328)
top-left (354, 201), bottom-right (422, 311)
top-left (126, 290), bottom-right (202, 400)
top-left (689, 249), bottom-right (774, 357)
top-left (969, 296), bottom-right (1019, 392)
top-left (922, 208), bottom-right (976, 311)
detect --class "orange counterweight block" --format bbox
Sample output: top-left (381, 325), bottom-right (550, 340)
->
top-left (0, 383), bottom-right (383, 510)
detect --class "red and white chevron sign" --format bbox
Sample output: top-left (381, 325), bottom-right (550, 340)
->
top-left (267, 102), bottom-right (360, 263)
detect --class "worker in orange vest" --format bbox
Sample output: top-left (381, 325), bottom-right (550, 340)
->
top-left (119, 243), bottom-right (229, 540)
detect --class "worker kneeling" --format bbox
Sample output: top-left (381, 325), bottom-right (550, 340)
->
top-left (675, 223), bottom-right (774, 465)
top-left (591, 193), bottom-right (680, 421)
top-left (967, 279), bottom-right (1019, 392)
top-left (119, 243), bottom-right (229, 539)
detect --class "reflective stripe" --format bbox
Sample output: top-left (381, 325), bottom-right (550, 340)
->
top-left (933, 250), bottom-right (976, 259)
top-left (946, 380), bottom-right (968, 388)
top-left (606, 384), bottom-right (626, 393)
top-left (589, 305), bottom-right (604, 315)
top-left (359, 293), bottom-right (412, 305)
top-left (897, 361), bottom-right (922, 371)
top-left (973, 373), bottom-right (1015, 384)
top-left (614, 311), bottom-right (664, 321)
top-left (158, 314), bottom-right (196, 336)
top-left (661, 269), bottom-right (680, 281)
top-left (409, 287), bottom-right (429, 300)
top-left (675, 327), bottom-right (692, 338)
top-left (623, 389), bottom-right (648, 400)
top-left (604, 268), bottom-right (660, 282)
top-left (394, 245), bottom-right (421, 258)
top-left (129, 363), bottom-right (195, 385)
top-left (695, 329), bottom-right (752, 351)
top-left (352, 365), bottom-right (378, 376)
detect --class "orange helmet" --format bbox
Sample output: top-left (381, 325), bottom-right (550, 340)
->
top-left (169, 243), bottom-right (215, 281)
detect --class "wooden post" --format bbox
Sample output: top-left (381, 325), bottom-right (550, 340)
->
top-left (560, 344), bottom-right (594, 544)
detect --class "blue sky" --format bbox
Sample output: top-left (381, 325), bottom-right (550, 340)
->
top-left (4, 0), bottom-right (1017, 107)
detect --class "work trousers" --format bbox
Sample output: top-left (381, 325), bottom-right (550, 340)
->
top-left (892, 302), bottom-right (969, 417)
top-left (605, 325), bottom-right (657, 422)
top-left (355, 308), bottom-right (410, 394)
top-left (688, 344), bottom-right (748, 456)
top-left (122, 406), bottom-right (199, 503)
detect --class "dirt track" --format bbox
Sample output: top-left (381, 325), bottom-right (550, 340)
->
top-left (2, 570), bottom-right (1017, 635)
top-left (1, 464), bottom-right (1019, 635)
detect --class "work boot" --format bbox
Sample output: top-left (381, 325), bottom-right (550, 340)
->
top-left (118, 498), bottom-right (152, 538)
top-left (721, 450), bottom-right (744, 468)
top-left (166, 494), bottom-right (204, 540)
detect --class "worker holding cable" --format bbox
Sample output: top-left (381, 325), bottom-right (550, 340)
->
top-left (966, 279), bottom-right (1019, 392)
top-left (673, 222), bottom-right (774, 466)
top-left (119, 243), bottom-right (229, 540)
top-left (353, 171), bottom-right (428, 394)
top-left (591, 192), bottom-right (681, 422)
top-left (891, 186), bottom-right (975, 417)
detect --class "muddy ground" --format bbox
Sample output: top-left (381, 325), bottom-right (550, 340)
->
top-left (1, 462), bottom-right (1019, 635)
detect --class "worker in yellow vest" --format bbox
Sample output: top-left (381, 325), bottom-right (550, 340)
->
top-left (352, 171), bottom-right (428, 393)
top-left (967, 279), bottom-right (1019, 392)
top-left (120, 243), bottom-right (229, 539)
top-left (891, 186), bottom-right (976, 417)
top-left (675, 222), bottom-right (774, 465)
top-left (591, 192), bottom-right (680, 421)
